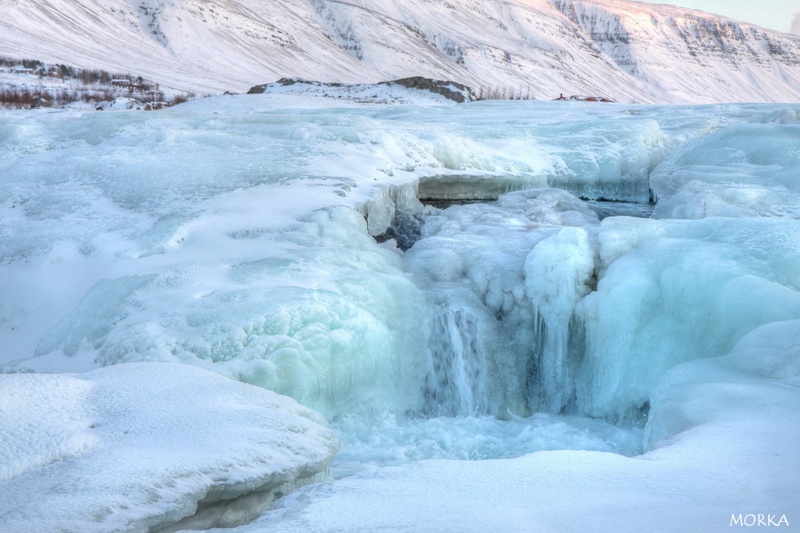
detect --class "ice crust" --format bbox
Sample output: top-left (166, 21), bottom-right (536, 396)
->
top-left (0, 363), bottom-right (338, 532)
top-left (1, 100), bottom-right (714, 416)
top-left (2, 99), bottom-right (800, 530)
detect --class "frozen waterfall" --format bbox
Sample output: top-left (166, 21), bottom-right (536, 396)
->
top-left (2, 97), bottom-right (799, 531)
top-left (423, 308), bottom-right (488, 417)
top-left (406, 188), bottom-right (604, 420)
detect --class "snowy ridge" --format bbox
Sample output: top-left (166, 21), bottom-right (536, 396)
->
top-left (2, 0), bottom-right (800, 103)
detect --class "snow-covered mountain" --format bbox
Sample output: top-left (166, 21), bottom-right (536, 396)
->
top-left (2, 0), bottom-right (800, 103)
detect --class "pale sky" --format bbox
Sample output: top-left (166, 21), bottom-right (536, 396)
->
top-left (634, 0), bottom-right (800, 34)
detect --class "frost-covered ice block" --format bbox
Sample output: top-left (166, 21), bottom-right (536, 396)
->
top-left (651, 121), bottom-right (800, 219)
top-left (0, 363), bottom-right (338, 533)
top-left (576, 216), bottom-right (800, 419)
top-left (415, 115), bottom-right (672, 204)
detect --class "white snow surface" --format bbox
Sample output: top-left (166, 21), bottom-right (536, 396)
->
top-left (2, 0), bottom-right (800, 103)
top-left (0, 362), bottom-right (338, 533)
top-left (2, 96), bottom-right (800, 531)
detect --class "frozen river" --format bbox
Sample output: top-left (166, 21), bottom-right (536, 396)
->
top-left (1, 94), bottom-right (799, 531)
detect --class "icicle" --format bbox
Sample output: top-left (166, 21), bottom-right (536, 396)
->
top-left (524, 227), bottom-right (596, 413)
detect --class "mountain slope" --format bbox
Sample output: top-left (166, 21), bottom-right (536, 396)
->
top-left (553, 0), bottom-right (800, 103)
top-left (2, 0), bottom-right (800, 103)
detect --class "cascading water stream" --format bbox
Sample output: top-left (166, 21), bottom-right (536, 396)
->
top-left (422, 308), bottom-right (487, 417)
top-left (406, 189), bottom-right (602, 418)
top-left (330, 188), bottom-right (652, 475)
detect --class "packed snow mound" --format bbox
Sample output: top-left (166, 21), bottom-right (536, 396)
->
top-left (0, 363), bottom-right (338, 533)
top-left (2, 0), bottom-right (800, 103)
top-left (646, 319), bottom-right (800, 448)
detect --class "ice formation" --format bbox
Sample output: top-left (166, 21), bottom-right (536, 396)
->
top-left (1, 95), bottom-right (799, 530)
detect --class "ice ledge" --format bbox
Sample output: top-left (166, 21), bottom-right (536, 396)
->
top-left (0, 363), bottom-right (339, 533)
top-left (155, 469), bottom-right (330, 532)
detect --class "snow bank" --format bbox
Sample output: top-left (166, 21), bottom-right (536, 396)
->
top-left (0, 363), bottom-right (338, 532)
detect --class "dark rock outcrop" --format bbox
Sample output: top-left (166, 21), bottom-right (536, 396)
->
top-left (246, 76), bottom-right (475, 103)
top-left (379, 77), bottom-right (474, 103)
top-left (30, 97), bottom-right (51, 109)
